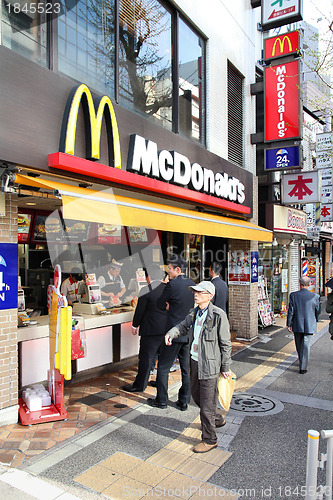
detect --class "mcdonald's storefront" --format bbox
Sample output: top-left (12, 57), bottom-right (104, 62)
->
top-left (0, 47), bottom-right (271, 424)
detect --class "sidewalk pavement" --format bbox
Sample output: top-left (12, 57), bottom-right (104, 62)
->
top-left (0, 313), bottom-right (332, 499)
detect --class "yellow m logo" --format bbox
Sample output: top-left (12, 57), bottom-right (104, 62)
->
top-left (64, 84), bottom-right (121, 168)
top-left (272, 35), bottom-right (292, 57)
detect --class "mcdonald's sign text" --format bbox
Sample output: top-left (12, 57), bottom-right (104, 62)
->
top-left (264, 60), bottom-right (301, 142)
top-left (264, 31), bottom-right (300, 61)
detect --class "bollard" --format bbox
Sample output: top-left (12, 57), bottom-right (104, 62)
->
top-left (306, 430), bottom-right (320, 500)
top-left (321, 430), bottom-right (333, 500)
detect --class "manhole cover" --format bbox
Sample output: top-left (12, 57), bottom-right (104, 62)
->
top-left (230, 393), bottom-right (284, 416)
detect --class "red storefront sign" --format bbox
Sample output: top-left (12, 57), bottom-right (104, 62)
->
top-left (264, 31), bottom-right (300, 61)
top-left (265, 60), bottom-right (300, 142)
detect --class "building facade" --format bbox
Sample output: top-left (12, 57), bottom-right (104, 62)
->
top-left (0, 0), bottom-right (271, 425)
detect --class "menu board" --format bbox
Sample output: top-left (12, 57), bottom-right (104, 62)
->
top-left (45, 216), bottom-right (64, 241)
top-left (97, 223), bottom-right (122, 244)
top-left (33, 214), bottom-right (48, 241)
top-left (64, 220), bottom-right (91, 242)
top-left (18, 213), bottom-right (32, 243)
top-left (128, 227), bottom-right (148, 243)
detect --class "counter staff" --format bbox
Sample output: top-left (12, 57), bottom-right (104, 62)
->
top-left (98, 259), bottom-right (126, 306)
top-left (60, 267), bottom-right (83, 306)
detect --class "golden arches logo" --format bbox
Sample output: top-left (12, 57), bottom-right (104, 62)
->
top-left (64, 84), bottom-right (121, 168)
top-left (272, 35), bottom-right (292, 57)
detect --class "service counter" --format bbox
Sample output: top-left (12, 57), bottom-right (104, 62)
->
top-left (18, 307), bottom-right (139, 387)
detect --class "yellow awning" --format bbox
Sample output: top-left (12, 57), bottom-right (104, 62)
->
top-left (14, 174), bottom-right (272, 242)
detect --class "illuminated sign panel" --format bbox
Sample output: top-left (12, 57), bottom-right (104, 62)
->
top-left (265, 145), bottom-right (300, 171)
top-left (262, 0), bottom-right (302, 30)
top-left (281, 171), bottom-right (321, 205)
top-left (264, 31), bottom-right (300, 61)
top-left (264, 60), bottom-right (301, 142)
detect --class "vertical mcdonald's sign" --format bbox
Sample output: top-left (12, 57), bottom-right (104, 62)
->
top-left (61, 84), bottom-right (121, 168)
top-left (264, 31), bottom-right (300, 61)
top-left (264, 60), bottom-right (301, 142)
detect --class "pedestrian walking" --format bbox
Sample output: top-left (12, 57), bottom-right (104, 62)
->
top-left (147, 255), bottom-right (194, 410)
top-left (324, 277), bottom-right (333, 341)
top-left (121, 265), bottom-right (167, 393)
top-left (165, 280), bottom-right (232, 453)
top-left (209, 262), bottom-right (229, 313)
top-left (287, 275), bottom-right (321, 374)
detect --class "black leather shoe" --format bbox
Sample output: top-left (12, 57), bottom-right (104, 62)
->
top-left (121, 384), bottom-right (144, 393)
top-left (176, 400), bottom-right (188, 411)
top-left (215, 419), bottom-right (226, 428)
top-left (149, 380), bottom-right (157, 387)
top-left (147, 397), bottom-right (167, 409)
top-left (299, 369), bottom-right (307, 374)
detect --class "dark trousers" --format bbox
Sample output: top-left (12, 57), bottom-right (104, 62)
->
top-left (133, 335), bottom-right (165, 390)
top-left (294, 333), bottom-right (312, 371)
top-left (155, 341), bottom-right (191, 405)
top-left (190, 358), bottom-right (224, 445)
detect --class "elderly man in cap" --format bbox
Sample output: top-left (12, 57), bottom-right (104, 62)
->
top-left (165, 280), bottom-right (232, 454)
top-left (98, 258), bottom-right (126, 307)
top-left (287, 275), bottom-right (321, 374)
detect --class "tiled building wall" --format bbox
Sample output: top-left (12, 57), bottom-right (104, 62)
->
top-left (0, 194), bottom-right (19, 424)
top-left (228, 178), bottom-right (259, 340)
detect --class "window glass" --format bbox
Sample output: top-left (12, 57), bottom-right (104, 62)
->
top-left (178, 18), bottom-right (204, 142)
top-left (1, 0), bottom-right (47, 66)
top-left (58, 0), bottom-right (115, 97)
top-left (118, 0), bottom-right (172, 130)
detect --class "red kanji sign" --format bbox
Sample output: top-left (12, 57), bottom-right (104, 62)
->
top-left (282, 171), bottom-right (321, 204)
top-left (288, 176), bottom-right (313, 200)
top-left (321, 204), bottom-right (333, 222)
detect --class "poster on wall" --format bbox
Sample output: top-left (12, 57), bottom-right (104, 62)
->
top-left (18, 213), bottom-right (32, 243)
top-left (250, 252), bottom-right (259, 283)
top-left (0, 243), bottom-right (18, 310)
top-left (97, 223), bottom-right (122, 244)
top-left (228, 250), bottom-right (251, 285)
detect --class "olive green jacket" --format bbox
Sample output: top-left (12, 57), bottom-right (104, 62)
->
top-left (167, 301), bottom-right (232, 379)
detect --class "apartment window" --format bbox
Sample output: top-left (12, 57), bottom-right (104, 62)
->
top-left (178, 18), bottom-right (204, 142)
top-left (1, 0), bottom-right (48, 66)
top-left (228, 61), bottom-right (244, 167)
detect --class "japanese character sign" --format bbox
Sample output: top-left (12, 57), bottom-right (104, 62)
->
top-left (281, 171), bottom-right (321, 205)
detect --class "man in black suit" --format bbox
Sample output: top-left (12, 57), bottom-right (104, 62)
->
top-left (209, 262), bottom-right (228, 313)
top-left (121, 264), bottom-right (167, 393)
top-left (147, 255), bottom-right (194, 410)
top-left (287, 275), bottom-right (320, 374)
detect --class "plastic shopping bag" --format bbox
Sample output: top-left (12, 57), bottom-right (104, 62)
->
top-left (217, 371), bottom-right (236, 411)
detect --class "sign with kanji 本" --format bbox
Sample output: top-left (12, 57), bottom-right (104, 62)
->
top-left (321, 204), bottom-right (333, 222)
top-left (281, 171), bottom-right (321, 205)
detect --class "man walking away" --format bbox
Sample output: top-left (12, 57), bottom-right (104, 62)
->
top-left (147, 255), bottom-right (194, 410)
top-left (287, 275), bottom-right (321, 374)
top-left (121, 265), bottom-right (167, 393)
top-left (165, 280), bottom-right (231, 453)
top-left (209, 262), bottom-right (228, 313)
